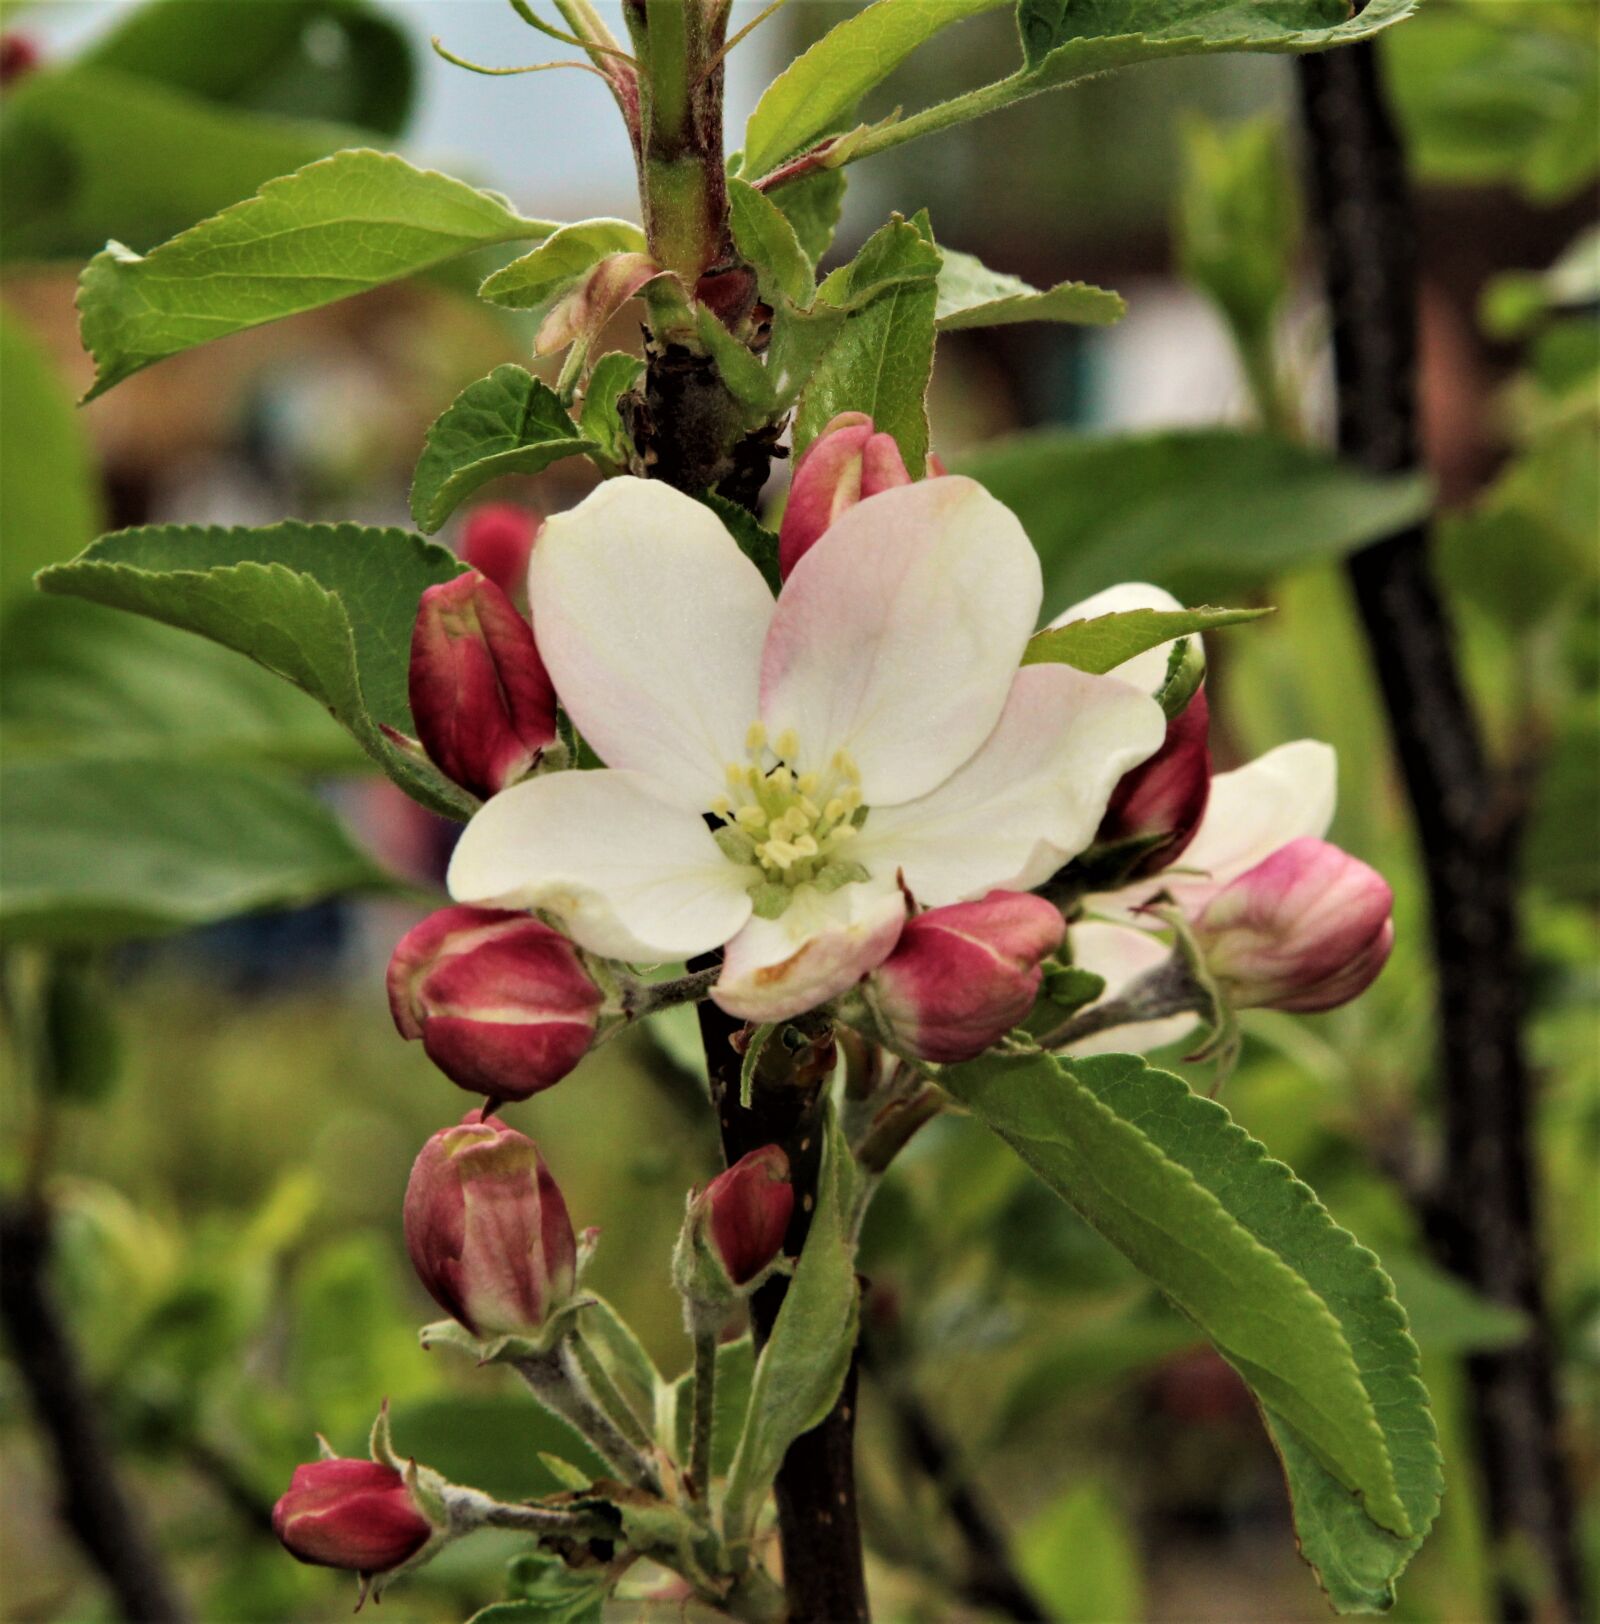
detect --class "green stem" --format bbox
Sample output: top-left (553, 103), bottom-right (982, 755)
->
top-left (568, 1329), bottom-right (658, 1462)
top-left (514, 1344), bottom-right (661, 1492)
top-left (689, 1318), bottom-right (718, 1503)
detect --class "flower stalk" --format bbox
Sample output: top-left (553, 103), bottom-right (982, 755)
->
top-left (514, 1341), bottom-right (662, 1494)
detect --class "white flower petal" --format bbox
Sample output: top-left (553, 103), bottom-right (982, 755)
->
top-left (713, 876), bottom-right (907, 1023)
top-left (1066, 921), bottom-right (1199, 1056)
top-left (1048, 581), bottom-right (1186, 693)
top-left (855, 664), bottom-right (1166, 906)
top-left (760, 477), bottom-right (1041, 805)
top-left (528, 478), bottom-right (774, 808)
top-left (448, 768), bottom-right (753, 961)
top-left (1094, 739), bottom-right (1337, 919)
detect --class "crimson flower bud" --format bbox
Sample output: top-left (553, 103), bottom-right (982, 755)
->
top-left (1099, 685), bottom-right (1212, 873)
top-left (273, 1458), bottom-right (433, 1574)
top-left (409, 571), bottom-right (556, 801)
top-left (779, 411), bottom-right (913, 578)
top-left (460, 503), bottom-right (541, 602)
top-left (1193, 837), bottom-right (1394, 1013)
top-left (698, 1146), bottom-right (794, 1287)
top-left (387, 905), bottom-right (602, 1100)
top-left (404, 1113), bottom-right (578, 1339)
top-left (869, 891), bottom-right (1066, 1063)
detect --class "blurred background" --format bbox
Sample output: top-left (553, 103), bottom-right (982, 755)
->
top-left (1, 2), bottom-right (1595, 1620)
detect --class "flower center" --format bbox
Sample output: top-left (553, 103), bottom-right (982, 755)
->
top-left (709, 723), bottom-right (870, 917)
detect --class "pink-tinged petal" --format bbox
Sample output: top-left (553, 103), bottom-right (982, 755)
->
top-left (1094, 739), bottom-right (1337, 919)
top-left (870, 890), bottom-right (1065, 1062)
top-left (778, 412), bottom-right (912, 579)
top-left (529, 478), bottom-right (774, 807)
top-left (1048, 581), bottom-right (1187, 692)
top-left (1066, 921), bottom-right (1200, 1056)
top-left (448, 768), bottom-right (753, 962)
top-left (1195, 837), bottom-right (1394, 1012)
top-left (856, 664), bottom-right (1166, 905)
top-left (760, 476), bottom-right (1041, 806)
top-left (713, 877), bottom-right (907, 1023)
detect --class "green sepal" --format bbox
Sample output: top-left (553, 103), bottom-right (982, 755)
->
top-left (1155, 635), bottom-right (1208, 719)
top-left (748, 881), bottom-right (791, 920)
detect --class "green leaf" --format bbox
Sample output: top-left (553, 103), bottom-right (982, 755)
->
top-left (696, 306), bottom-right (777, 419)
top-left (935, 247), bottom-right (1124, 330)
top-left (0, 312), bottom-right (102, 605)
top-left (742, 0), bottom-right (1009, 176)
top-left (1015, 0), bottom-right (1416, 77)
top-left (704, 495), bottom-right (782, 596)
top-left (502, 1550), bottom-right (609, 1623)
top-left (1022, 606), bottom-right (1269, 673)
top-left (76, 0), bottom-right (417, 136)
top-left (670, 1336), bottom-right (756, 1478)
top-left (37, 521), bottom-right (474, 816)
top-left (722, 1107), bottom-right (860, 1547)
top-left (1019, 1483), bottom-right (1143, 1624)
top-left (0, 597), bottom-right (356, 772)
top-left (409, 366), bottom-right (594, 533)
top-left (576, 1296), bottom-right (663, 1440)
top-left (76, 149), bottom-right (554, 398)
top-left (1379, 1253), bottom-right (1528, 1355)
top-left (727, 178), bottom-right (813, 309)
top-left (957, 429), bottom-right (1433, 614)
top-left (0, 757), bottom-right (392, 945)
top-left (578, 352), bottom-right (644, 477)
top-left (0, 65), bottom-right (365, 266)
top-left (768, 167), bottom-right (847, 266)
top-left (817, 214), bottom-right (943, 312)
top-left (945, 1051), bottom-right (1441, 1611)
top-left (477, 217), bottom-right (649, 310)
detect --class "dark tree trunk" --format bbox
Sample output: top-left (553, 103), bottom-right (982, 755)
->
top-left (1297, 41), bottom-right (1585, 1623)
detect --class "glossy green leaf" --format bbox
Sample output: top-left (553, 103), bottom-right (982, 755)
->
top-left (722, 1108), bottom-right (859, 1547)
top-left (410, 366), bottom-right (594, 533)
top-left (935, 247), bottom-right (1124, 330)
top-left (1022, 606), bottom-right (1268, 672)
top-left (0, 312), bottom-right (102, 604)
top-left (943, 1051), bottom-right (1441, 1609)
top-left (742, 0), bottom-right (1008, 176)
top-left (578, 352), bottom-right (644, 476)
top-left (38, 521), bottom-right (473, 816)
top-left (958, 429), bottom-right (1432, 614)
top-left (728, 178), bottom-right (813, 309)
top-left (0, 757), bottom-right (392, 945)
top-left (76, 149), bottom-right (554, 398)
top-left (696, 305), bottom-right (777, 418)
top-left (705, 495), bottom-right (782, 596)
top-left (816, 214), bottom-right (943, 312)
top-left (477, 217), bottom-right (648, 310)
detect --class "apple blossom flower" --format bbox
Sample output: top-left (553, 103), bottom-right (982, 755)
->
top-left (867, 889), bottom-right (1066, 1062)
top-left (1192, 837), bottom-right (1394, 1012)
top-left (404, 1113), bottom-right (577, 1339)
top-left (409, 571), bottom-right (557, 801)
top-left (387, 905), bottom-right (602, 1099)
top-left (273, 1458), bottom-right (433, 1574)
top-left (779, 412), bottom-right (912, 578)
top-left (447, 476), bottom-right (1166, 1024)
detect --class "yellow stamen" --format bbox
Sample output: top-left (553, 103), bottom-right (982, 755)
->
top-left (746, 720), bottom-right (768, 753)
top-left (775, 727), bottom-right (799, 761)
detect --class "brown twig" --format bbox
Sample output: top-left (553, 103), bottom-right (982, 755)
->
top-left (1297, 39), bottom-right (1585, 1622)
top-left (0, 1198), bottom-right (193, 1623)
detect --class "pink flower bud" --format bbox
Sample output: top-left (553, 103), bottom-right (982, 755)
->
top-left (779, 412), bottom-right (913, 578)
top-left (697, 1146), bottom-right (793, 1286)
top-left (1193, 837), bottom-right (1394, 1013)
top-left (870, 890), bottom-right (1067, 1063)
top-left (404, 1113), bottom-right (578, 1338)
top-left (409, 571), bottom-right (557, 802)
top-left (1099, 685), bottom-right (1212, 873)
top-left (461, 503), bottom-right (541, 602)
top-left (0, 34), bottom-right (40, 83)
top-left (388, 906), bottom-right (602, 1100)
top-left (273, 1458), bottom-right (432, 1574)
